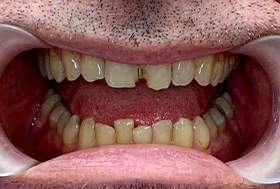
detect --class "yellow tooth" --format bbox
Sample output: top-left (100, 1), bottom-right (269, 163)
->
top-left (105, 60), bottom-right (138, 88)
top-left (152, 120), bottom-right (173, 144)
top-left (172, 118), bottom-right (193, 148)
top-left (57, 110), bottom-right (71, 135)
top-left (95, 123), bottom-right (116, 146)
top-left (132, 125), bottom-right (152, 144)
top-left (49, 48), bottom-right (66, 83)
top-left (62, 49), bottom-right (81, 81)
top-left (219, 57), bottom-right (229, 83)
top-left (114, 118), bottom-right (134, 144)
top-left (37, 50), bottom-right (47, 77)
top-left (41, 94), bottom-right (61, 117)
top-left (202, 113), bottom-right (218, 139)
top-left (222, 92), bottom-right (234, 108)
top-left (63, 115), bottom-right (80, 148)
top-left (81, 55), bottom-right (105, 82)
top-left (172, 60), bottom-right (195, 86)
top-left (49, 102), bottom-right (67, 128)
top-left (45, 51), bottom-right (54, 80)
top-left (209, 108), bottom-right (226, 131)
top-left (214, 97), bottom-right (234, 118)
top-left (193, 116), bottom-right (210, 150)
top-left (210, 54), bottom-right (225, 86)
top-left (79, 117), bottom-right (96, 150)
top-left (194, 55), bottom-right (215, 86)
top-left (140, 64), bottom-right (171, 90)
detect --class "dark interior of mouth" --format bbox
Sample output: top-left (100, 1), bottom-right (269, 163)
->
top-left (0, 49), bottom-right (272, 165)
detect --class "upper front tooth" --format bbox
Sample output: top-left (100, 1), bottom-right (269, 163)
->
top-left (210, 54), bottom-right (225, 86)
top-left (140, 64), bottom-right (171, 90)
top-left (62, 49), bottom-right (81, 81)
top-left (105, 60), bottom-right (138, 88)
top-left (172, 60), bottom-right (195, 86)
top-left (194, 55), bottom-right (215, 86)
top-left (49, 48), bottom-right (66, 83)
top-left (152, 120), bottom-right (173, 144)
top-left (81, 55), bottom-right (105, 82)
top-left (114, 118), bottom-right (134, 144)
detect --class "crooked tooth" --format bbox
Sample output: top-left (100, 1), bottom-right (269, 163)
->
top-left (49, 102), bottom-right (67, 128)
top-left (210, 54), bottom-right (225, 86)
top-left (172, 118), bottom-right (193, 148)
top-left (140, 64), bottom-right (171, 90)
top-left (49, 48), bottom-right (66, 83)
top-left (81, 55), bottom-right (105, 82)
top-left (219, 57), bottom-right (229, 83)
top-left (57, 110), bottom-right (71, 135)
top-left (194, 55), bottom-right (215, 86)
top-left (41, 94), bottom-right (61, 117)
top-left (63, 115), bottom-right (80, 148)
top-left (45, 51), bottom-right (54, 80)
top-left (37, 50), bottom-right (47, 77)
top-left (202, 113), bottom-right (218, 139)
top-left (193, 116), bottom-right (210, 150)
top-left (152, 120), bottom-right (173, 144)
top-left (95, 123), bottom-right (116, 146)
top-left (62, 49), bottom-right (81, 81)
top-left (114, 118), bottom-right (134, 144)
top-left (132, 125), bottom-right (152, 144)
top-left (214, 97), bottom-right (234, 118)
top-left (172, 60), bottom-right (195, 86)
top-left (105, 60), bottom-right (138, 88)
top-left (209, 108), bottom-right (226, 131)
top-left (79, 117), bottom-right (96, 150)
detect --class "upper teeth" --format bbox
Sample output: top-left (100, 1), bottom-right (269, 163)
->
top-left (38, 48), bottom-right (240, 90)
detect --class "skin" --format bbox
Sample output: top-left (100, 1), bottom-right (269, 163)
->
top-left (0, 0), bottom-right (280, 188)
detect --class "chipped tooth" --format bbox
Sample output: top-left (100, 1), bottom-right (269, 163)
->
top-left (57, 110), bottom-right (71, 135)
top-left (202, 113), bottom-right (218, 139)
top-left (63, 115), bottom-right (80, 148)
top-left (219, 57), bottom-right (229, 83)
top-left (37, 50), bottom-right (47, 77)
top-left (62, 49), bottom-right (81, 81)
top-left (49, 48), bottom-right (66, 83)
top-left (214, 97), bottom-right (234, 118)
top-left (172, 118), bottom-right (193, 148)
top-left (172, 60), bottom-right (195, 86)
top-left (210, 54), bottom-right (225, 86)
top-left (95, 123), bottom-right (116, 146)
top-left (81, 55), bottom-right (105, 82)
top-left (209, 108), bottom-right (226, 131)
top-left (45, 51), bottom-right (54, 80)
top-left (114, 118), bottom-right (134, 144)
top-left (105, 60), bottom-right (138, 88)
top-left (41, 94), bottom-right (61, 117)
top-left (152, 120), bottom-right (173, 144)
top-left (132, 125), bottom-right (152, 144)
top-left (194, 55), bottom-right (215, 86)
top-left (140, 64), bottom-right (171, 90)
top-left (79, 117), bottom-right (96, 150)
top-left (49, 102), bottom-right (67, 128)
top-left (193, 116), bottom-right (210, 150)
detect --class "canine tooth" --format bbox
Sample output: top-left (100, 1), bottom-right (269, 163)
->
top-left (210, 54), bottom-right (225, 86)
top-left (114, 118), bottom-right (134, 144)
top-left (172, 60), bottom-right (195, 86)
top-left (49, 48), bottom-right (66, 83)
top-left (193, 116), bottom-right (210, 150)
top-left (209, 108), bottom-right (226, 131)
top-left (49, 102), bottom-right (67, 128)
top-left (79, 117), bottom-right (96, 150)
top-left (132, 125), bottom-right (152, 144)
top-left (45, 51), bottom-right (54, 80)
top-left (172, 118), bottom-right (193, 148)
top-left (214, 97), bottom-right (234, 118)
top-left (62, 49), bottom-right (81, 81)
top-left (202, 113), bottom-right (218, 139)
top-left (41, 94), bottom-right (61, 117)
top-left (63, 115), bottom-right (80, 148)
top-left (152, 120), bottom-right (173, 144)
top-left (37, 50), bottom-right (47, 77)
top-left (140, 64), bottom-right (171, 90)
top-left (194, 55), bottom-right (215, 86)
top-left (105, 60), bottom-right (138, 88)
top-left (81, 55), bottom-right (105, 82)
top-left (219, 57), bottom-right (229, 83)
top-left (57, 110), bottom-right (71, 135)
top-left (95, 123), bottom-right (116, 146)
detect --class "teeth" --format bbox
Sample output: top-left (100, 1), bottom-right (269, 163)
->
top-left (79, 117), bottom-right (96, 150)
top-left (222, 92), bottom-right (234, 108)
top-left (152, 120), bottom-right (173, 144)
top-left (81, 55), bottom-right (105, 82)
top-left (49, 102), bottom-right (67, 128)
top-left (227, 55), bottom-right (235, 77)
top-left (232, 55), bottom-right (241, 70)
top-left (95, 123), bottom-right (116, 146)
top-left (62, 49), bottom-right (81, 81)
top-left (172, 118), bottom-right (193, 148)
top-left (132, 125), bottom-right (152, 144)
top-left (208, 108), bottom-right (226, 131)
top-left (172, 60), bottom-right (195, 86)
top-left (37, 50), bottom-right (47, 77)
top-left (57, 110), bottom-right (71, 135)
top-left (213, 97), bottom-right (234, 118)
top-left (114, 118), bottom-right (134, 144)
top-left (41, 94), bottom-right (61, 117)
top-left (202, 113), bottom-right (218, 139)
top-left (210, 54), bottom-right (225, 86)
top-left (219, 57), bottom-right (229, 83)
top-left (63, 115), bottom-right (80, 148)
top-left (193, 116), bottom-right (210, 150)
top-left (49, 48), bottom-right (66, 83)
top-left (45, 51), bottom-right (54, 80)
top-left (140, 64), bottom-right (171, 90)
top-left (194, 55), bottom-right (215, 86)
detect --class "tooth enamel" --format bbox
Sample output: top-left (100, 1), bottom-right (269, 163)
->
top-left (41, 94), bottom-right (61, 117)
top-left (62, 49), bottom-right (81, 81)
top-left (214, 97), bottom-right (234, 118)
top-left (210, 54), bottom-right (225, 86)
top-left (209, 108), bottom-right (226, 131)
top-left (193, 116), bottom-right (210, 150)
top-left (132, 125), bottom-right (152, 144)
top-left (172, 60), bottom-right (195, 86)
top-left (79, 117), bottom-right (96, 150)
top-left (57, 110), bottom-right (71, 135)
top-left (172, 118), bottom-right (193, 148)
top-left (194, 55), bottom-right (215, 86)
top-left (44, 89), bottom-right (56, 101)
top-left (105, 60), bottom-right (138, 88)
top-left (140, 64), bottom-right (171, 90)
top-left (63, 115), bottom-right (80, 148)
top-left (49, 102), bottom-right (67, 128)
top-left (202, 113), bottom-right (218, 139)
top-left (152, 120), bottom-right (173, 144)
top-left (49, 48), bottom-right (66, 83)
top-left (45, 51), bottom-right (54, 80)
top-left (227, 55), bottom-right (235, 77)
top-left (232, 55), bottom-right (241, 70)
top-left (95, 123), bottom-right (116, 146)
top-left (81, 55), bottom-right (105, 82)
top-left (114, 118), bottom-right (134, 144)
top-left (219, 57), bottom-right (229, 83)
top-left (37, 50), bottom-right (47, 77)
top-left (222, 92), bottom-right (234, 108)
